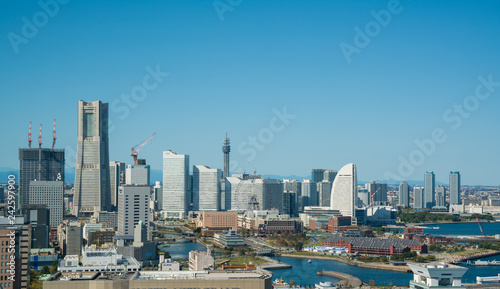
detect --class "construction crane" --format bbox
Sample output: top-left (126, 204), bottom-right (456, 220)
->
top-left (368, 186), bottom-right (382, 208)
top-left (475, 214), bottom-right (488, 238)
top-left (52, 119), bottom-right (57, 149)
top-left (130, 132), bottom-right (156, 165)
top-left (38, 124), bottom-right (42, 148)
top-left (28, 122), bottom-right (32, 148)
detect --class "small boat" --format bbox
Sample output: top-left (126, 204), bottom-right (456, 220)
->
top-left (308, 259), bottom-right (312, 263)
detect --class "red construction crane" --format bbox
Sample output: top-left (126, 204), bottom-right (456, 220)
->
top-left (368, 186), bottom-right (382, 208)
top-left (475, 214), bottom-right (488, 238)
top-left (131, 132), bottom-right (156, 165)
top-left (28, 121), bottom-right (32, 149)
top-left (38, 124), bottom-right (42, 148)
top-left (52, 119), bottom-right (57, 149)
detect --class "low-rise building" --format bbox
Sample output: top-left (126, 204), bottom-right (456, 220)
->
top-left (408, 262), bottom-right (467, 289)
top-left (258, 219), bottom-right (302, 236)
top-left (322, 236), bottom-right (427, 255)
top-left (158, 254), bottom-right (180, 271)
top-left (214, 229), bottom-right (245, 247)
top-left (58, 247), bottom-right (141, 273)
top-left (30, 248), bottom-right (58, 270)
top-left (44, 270), bottom-right (273, 289)
top-left (189, 249), bottom-right (215, 271)
top-left (197, 211), bottom-right (238, 236)
top-left (327, 216), bottom-right (352, 233)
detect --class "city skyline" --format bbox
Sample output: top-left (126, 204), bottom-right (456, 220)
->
top-left (2, 1), bottom-right (500, 185)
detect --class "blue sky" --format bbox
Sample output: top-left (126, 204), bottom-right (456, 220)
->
top-left (1, 0), bottom-right (500, 185)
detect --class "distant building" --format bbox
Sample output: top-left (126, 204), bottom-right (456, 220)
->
top-left (435, 185), bottom-right (446, 207)
top-left (126, 164), bottom-right (150, 186)
top-left (330, 163), bottom-right (357, 221)
top-left (283, 179), bottom-right (301, 202)
top-left (193, 165), bottom-right (221, 211)
top-left (318, 180), bottom-right (332, 207)
top-left (323, 170), bottom-right (337, 183)
top-left (29, 180), bottom-right (64, 230)
top-left (58, 247), bottom-right (140, 273)
top-left (117, 185), bottom-right (150, 239)
top-left (109, 161), bottom-right (125, 209)
top-left (159, 254), bottom-right (180, 271)
top-left (366, 206), bottom-right (397, 226)
top-left (322, 235), bottom-right (427, 255)
top-left (214, 229), bottom-right (245, 247)
top-left (222, 134), bottom-right (231, 179)
top-left (225, 175), bottom-right (283, 212)
top-left (20, 204), bottom-right (49, 248)
top-left (153, 181), bottom-right (163, 210)
top-left (399, 181), bottom-right (410, 207)
top-left (162, 150), bottom-right (189, 219)
top-left (282, 191), bottom-right (297, 217)
top-left (449, 172), bottom-right (461, 205)
top-left (302, 180), bottom-right (318, 206)
top-left (66, 222), bottom-right (83, 257)
top-left (88, 229), bottom-right (115, 245)
top-left (328, 216), bottom-right (352, 233)
top-left (259, 219), bottom-right (302, 235)
top-left (408, 262), bottom-right (467, 289)
top-left (197, 211), bottom-right (237, 236)
top-left (424, 171), bottom-right (435, 209)
top-left (19, 148), bottom-right (64, 209)
top-left (189, 249), bottom-right (215, 271)
top-left (311, 169), bottom-right (326, 183)
top-left (413, 187), bottom-right (424, 209)
top-left (366, 181), bottom-right (387, 206)
top-left (73, 100), bottom-right (111, 216)
top-left (83, 222), bottom-right (102, 240)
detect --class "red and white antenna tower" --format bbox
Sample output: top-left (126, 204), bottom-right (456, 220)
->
top-left (38, 124), bottom-right (42, 148)
top-left (28, 121), bottom-right (32, 149)
top-left (52, 119), bottom-right (57, 149)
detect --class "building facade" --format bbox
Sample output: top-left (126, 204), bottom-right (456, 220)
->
top-left (162, 150), bottom-right (189, 219)
top-left (29, 180), bottom-right (64, 229)
top-left (413, 187), bottom-right (424, 209)
top-left (330, 163), bottom-right (357, 220)
top-left (126, 164), bottom-right (150, 186)
top-left (399, 181), bottom-right (410, 207)
top-left (193, 165), bottom-right (221, 211)
top-left (117, 185), bottom-right (150, 239)
top-left (424, 171), bottom-right (435, 209)
top-left (109, 161), bottom-right (125, 209)
top-left (449, 172), bottom-right (461, 205)
top-left (74, 100), bottom-right (111, 215)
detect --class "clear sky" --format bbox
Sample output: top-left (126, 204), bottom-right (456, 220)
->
top-left (1, 0), bottom-right (500, 185)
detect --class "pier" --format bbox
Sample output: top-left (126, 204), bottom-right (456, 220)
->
top-left (317, 270), bottom-right (365, 288)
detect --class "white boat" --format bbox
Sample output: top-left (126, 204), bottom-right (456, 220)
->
top-left (315, 281), bottom-right (337, 289)
top-left (308, 259), bottom-right (312, 263)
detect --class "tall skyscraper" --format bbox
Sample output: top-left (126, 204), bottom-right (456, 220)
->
top-left (302, 180), bottom-right (318, 206)
top-left (330, 163), bottom-right (357, 220)
top-left (153, 181), bottom-right (163, 211)
top-left (73, 100), bottom-right (111, 216)
top-left (366, 181), bottom-right (388, 206)
top-left (435, 185), bottom-right (446, 207)
top-left (311, 169), bottom-right (326, 183)
top-left (222, 134), bottom-right (230, 179)
top-left (109, 161), bottom-right (125, 209)
top-left (162, 150), bottom-right (189, 219)
top-left (224, 175), bottom-right (282, 212)
top-left (117, 185), bottom-right (150, 239)
top-left (449, 171), bottom-right (461, 205)
top-left (399, 181), bottom-right (410, 207)
top-left (193, 165), bottom-right (221, 211)
top-left (323, 170), bottom-right (337, 182)
top-left (424, 171), bottom-right (435, 209)
top-left (318, 180), bottom-right (332, 207)
top-left (19, 148), bottom-right (64, 207)
top-left (413, 187), bottom-right (424, 209)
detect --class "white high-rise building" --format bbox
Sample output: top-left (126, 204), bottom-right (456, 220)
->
top-left (330, 163), bottom-right (357, 220)
top-left (318, 180), bottom-right (332, 207)
top-left (117, 185), bottom-right (150, 239)
top-left (162, 150), bottom-right (189, 219)
top-left (126, 164), bottom-right (150, 186)
top-left (193, 165), bottom-right (221, 211)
